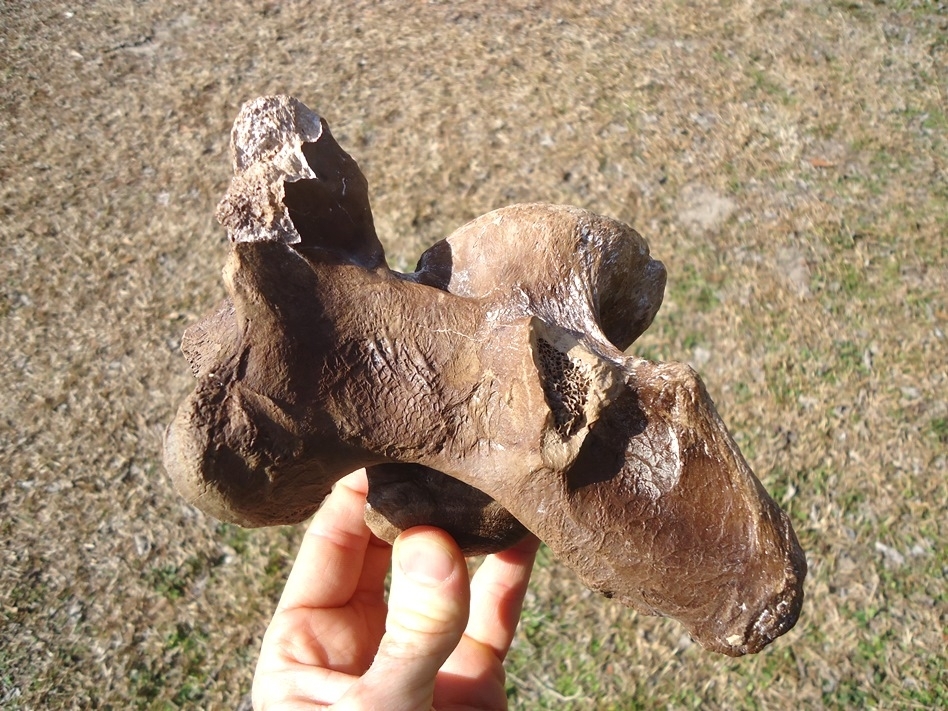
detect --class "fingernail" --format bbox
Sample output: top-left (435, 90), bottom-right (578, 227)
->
top-left (399, 537), bottom-right (454, 586)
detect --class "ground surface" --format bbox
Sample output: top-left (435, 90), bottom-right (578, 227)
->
top-left (1, 1), bottom-right (946, 709)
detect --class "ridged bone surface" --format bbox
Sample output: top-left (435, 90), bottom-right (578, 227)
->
top-left (163, 95), bottom-right (806, 657)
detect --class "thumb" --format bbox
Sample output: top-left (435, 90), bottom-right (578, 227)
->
top-left (334, 528), bottom-right (470, 711)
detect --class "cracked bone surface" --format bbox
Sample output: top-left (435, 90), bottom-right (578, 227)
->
top-left (164, 95), bottom-right (806, 656)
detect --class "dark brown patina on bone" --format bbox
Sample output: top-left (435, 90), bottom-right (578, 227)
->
top-left (164, 95), bottom-right (806, 657)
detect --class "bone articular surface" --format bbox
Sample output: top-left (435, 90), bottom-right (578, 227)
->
top-left (164, 95), bottom-right (806, 657)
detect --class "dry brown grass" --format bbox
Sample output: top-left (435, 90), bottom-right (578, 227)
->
top-left (2, 1), bottom-right (945, 709)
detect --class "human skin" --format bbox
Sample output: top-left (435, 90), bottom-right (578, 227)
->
top-left (252, 469), bottom-right (540, 711)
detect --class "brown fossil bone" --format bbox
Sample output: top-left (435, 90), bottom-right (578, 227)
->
top-left (164, 95), bottom-right (806, 656)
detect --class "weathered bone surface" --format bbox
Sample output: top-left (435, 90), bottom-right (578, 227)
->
top-left (164, 95), bottom-right (806, 656)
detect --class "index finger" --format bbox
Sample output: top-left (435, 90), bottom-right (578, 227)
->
top-left (278, 469), bottom-right (391, 611)
top-left (458, 534), bottom-right (541, 659)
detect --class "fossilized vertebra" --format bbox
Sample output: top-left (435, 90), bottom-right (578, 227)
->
top-left (164, 95), bottom-right (806, 656)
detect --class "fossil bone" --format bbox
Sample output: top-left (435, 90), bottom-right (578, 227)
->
top-left (164, 95), bottom-right (806, 656)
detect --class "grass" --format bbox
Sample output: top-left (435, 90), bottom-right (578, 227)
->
top-left (1, 0), bottom-right (946, 709)
top-left (149, 558), bottom-right (205, 602)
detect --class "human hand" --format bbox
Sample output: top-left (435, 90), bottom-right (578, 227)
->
top-left (251, 469), bottom-right (540, 711)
